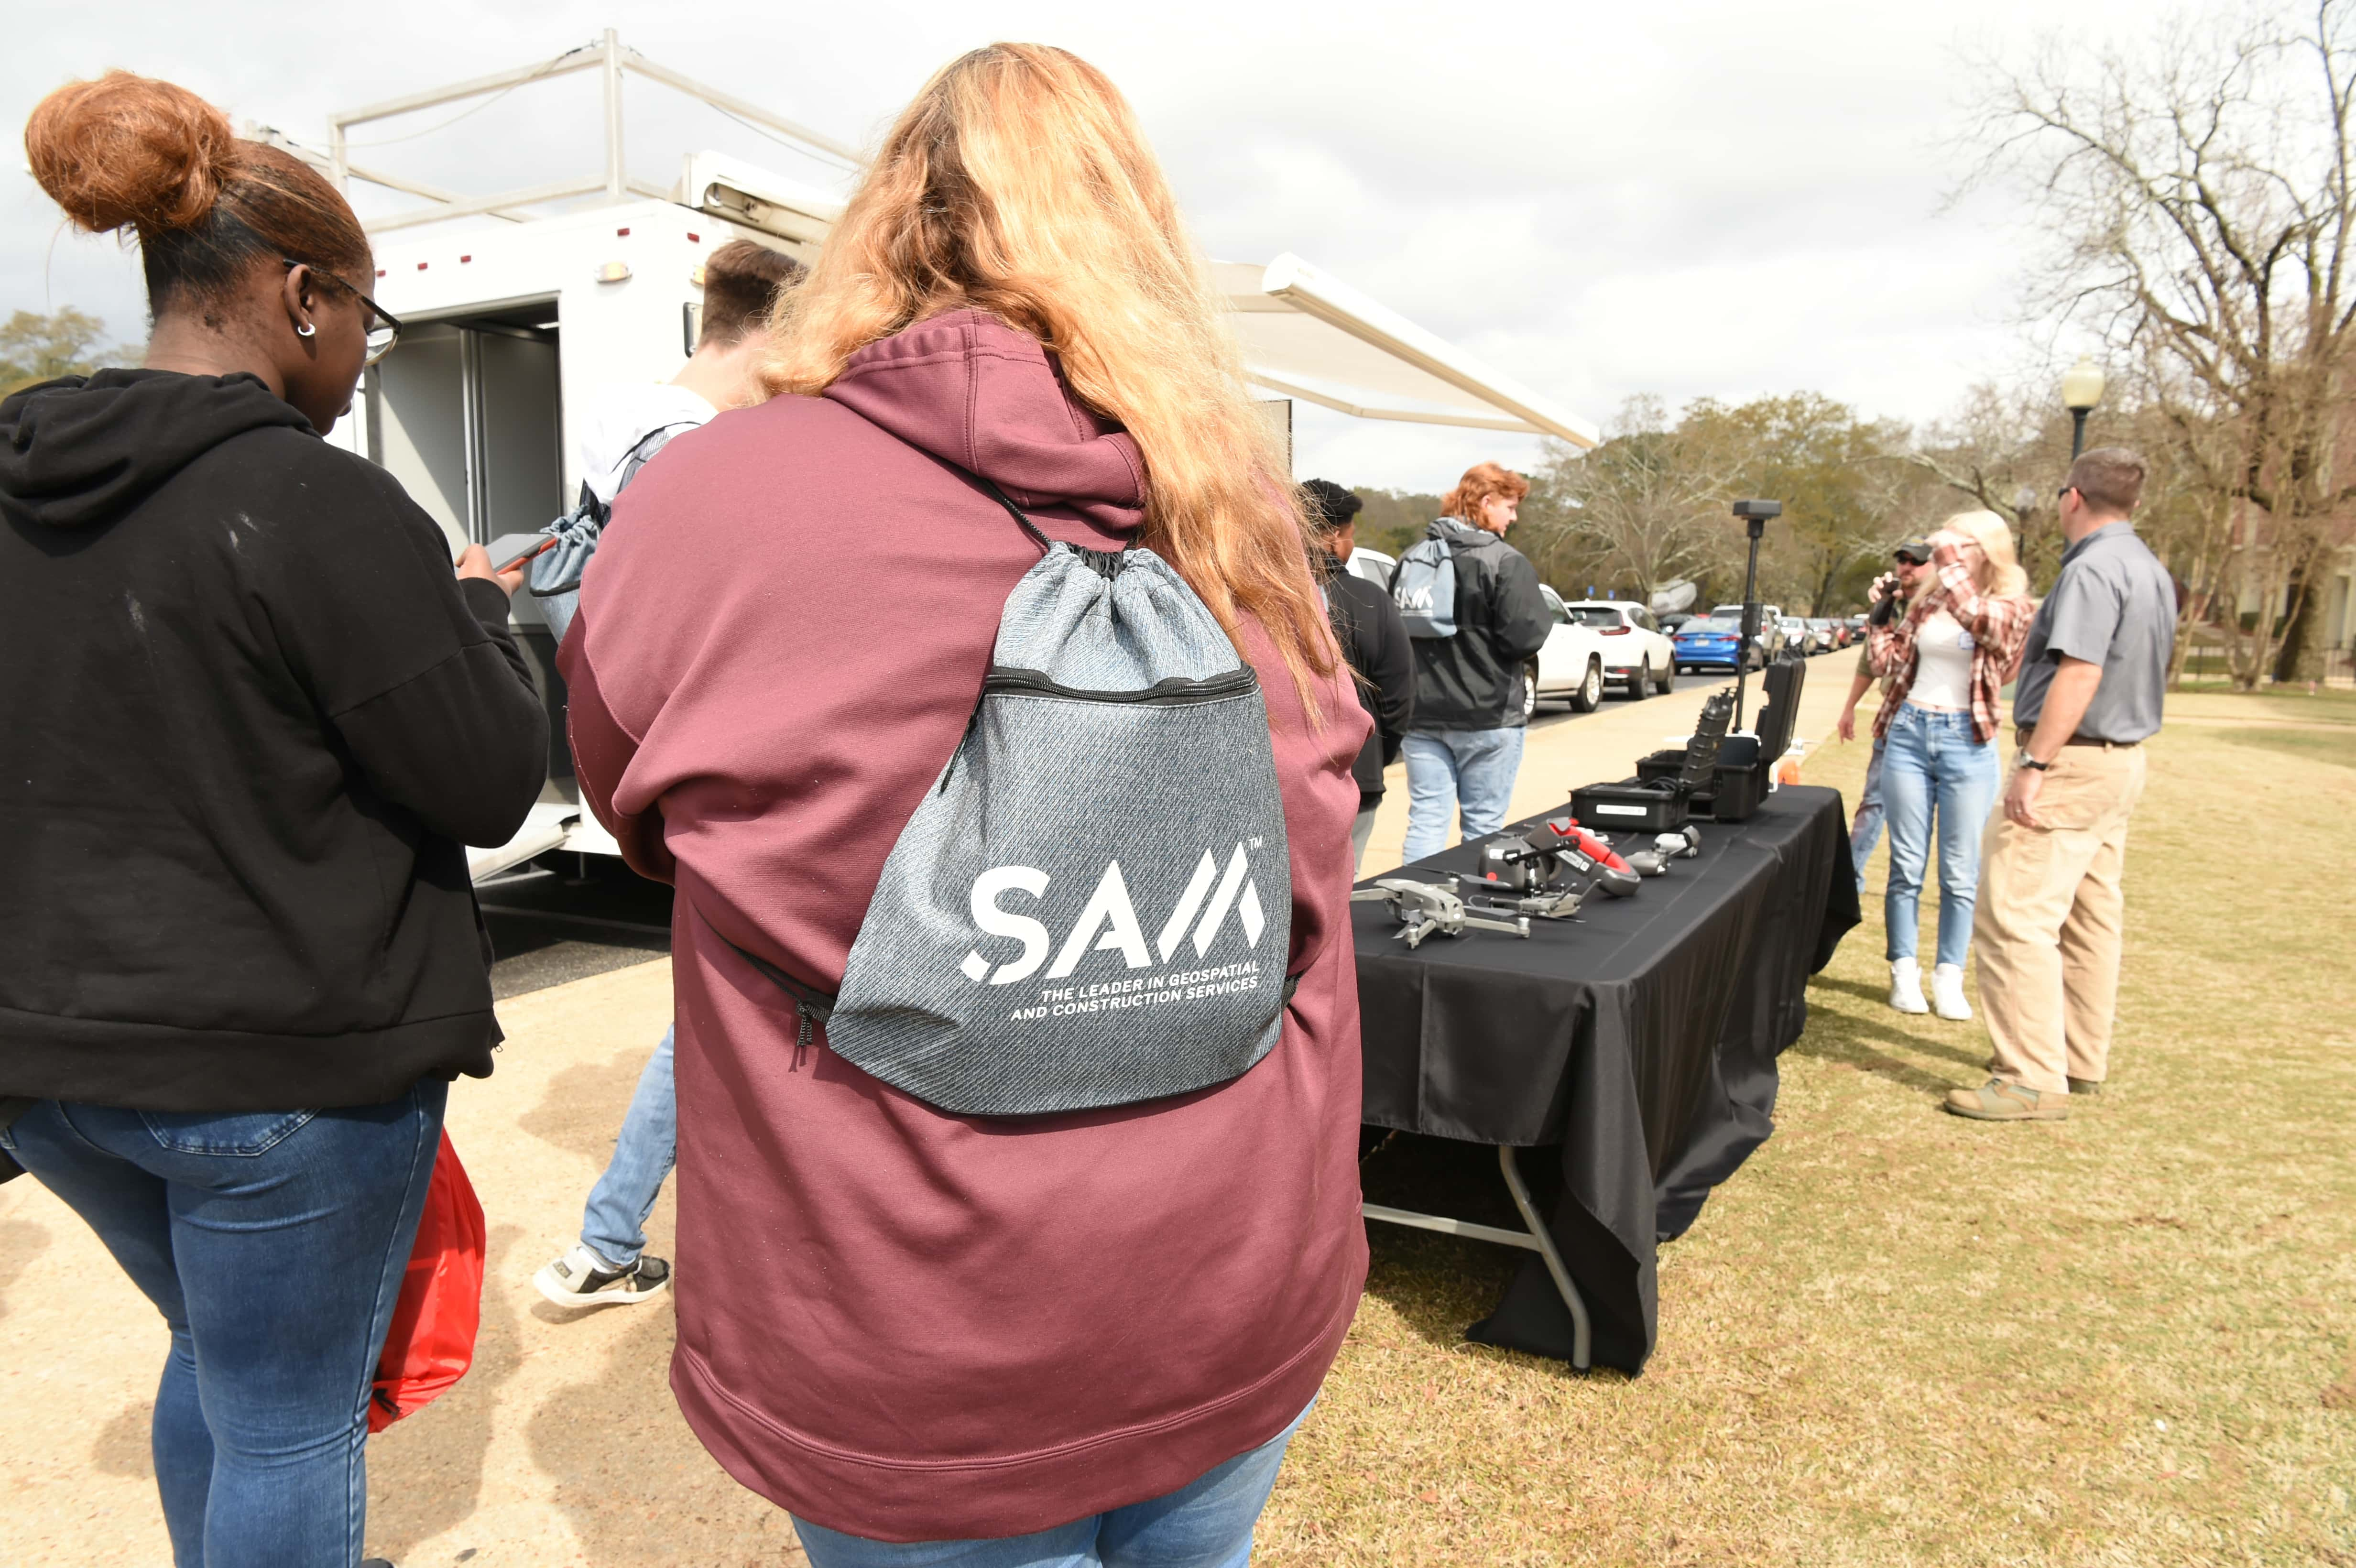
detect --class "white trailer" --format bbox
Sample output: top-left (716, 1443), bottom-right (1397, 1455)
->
top-left (320, 34), bottom-right (1596, 880)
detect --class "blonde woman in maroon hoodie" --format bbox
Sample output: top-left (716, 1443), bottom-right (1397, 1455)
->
top-left (560, 43), bottom-right (1369, 1568)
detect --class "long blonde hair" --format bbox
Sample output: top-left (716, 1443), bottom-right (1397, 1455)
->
top-left (1941, 510), bottom-right (2029, 597)
top-left (761, 44), bottom-right (1333, 709)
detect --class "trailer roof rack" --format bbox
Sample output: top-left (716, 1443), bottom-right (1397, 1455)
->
top-left (335, 33), bottom-right (1595, 446)
top-left (329, 29), bottom-right (859, 235)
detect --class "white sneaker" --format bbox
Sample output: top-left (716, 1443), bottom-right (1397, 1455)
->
top-left (534, 1243), bottom-right (672, 1309)
top-left (1889, 957), bottom-right (1929, 1014)
top-left (1931, 963), bottom-right (1973, 1021)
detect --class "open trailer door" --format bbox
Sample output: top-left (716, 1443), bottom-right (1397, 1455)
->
top-left (366, 312), bottom-right (565, 555)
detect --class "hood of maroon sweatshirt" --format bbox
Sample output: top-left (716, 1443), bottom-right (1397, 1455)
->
top-left (821, 308), bottom-right (1149, 536)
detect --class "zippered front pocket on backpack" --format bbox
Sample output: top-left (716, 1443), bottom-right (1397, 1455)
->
top-left (981, 666), bottom-right (1259, 706)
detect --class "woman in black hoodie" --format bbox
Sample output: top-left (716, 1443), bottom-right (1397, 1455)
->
top-left (0, 74), bottom-right (545, 1566)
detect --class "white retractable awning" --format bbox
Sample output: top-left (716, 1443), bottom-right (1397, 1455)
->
top-left (1215, 254), bottom-right (1597, 449)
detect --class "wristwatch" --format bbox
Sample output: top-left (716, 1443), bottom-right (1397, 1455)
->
top-left (2019, 757), bottom-right (2052, 772)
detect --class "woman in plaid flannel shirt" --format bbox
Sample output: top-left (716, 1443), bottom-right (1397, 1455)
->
top-left (1864, 512), bottom-right (2035, 1020)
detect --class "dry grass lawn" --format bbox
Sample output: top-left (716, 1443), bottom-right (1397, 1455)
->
top-left (3, 685), bottom-right (2349, 1564)
top-left (1258, 688), bottom-right (2356, 1567)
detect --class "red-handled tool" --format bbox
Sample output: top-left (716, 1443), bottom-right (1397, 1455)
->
top-left (1527, 817), bottom-right (1632, 874)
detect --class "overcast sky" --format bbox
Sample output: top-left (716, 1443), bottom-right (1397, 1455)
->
top-left (6, 0), bottom-right (2166, 489)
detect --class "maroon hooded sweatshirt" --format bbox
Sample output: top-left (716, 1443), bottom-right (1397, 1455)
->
top-left (559, 310), bottom-right (1370, 1541)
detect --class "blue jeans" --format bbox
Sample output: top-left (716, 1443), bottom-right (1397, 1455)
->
top-left (1849, 736), bottom-right (1887, 892)
top-left (1880, 705), bottom-right (2000, 969)
top-left (580, 1025), bottom-right (677, 1268)
top-left (0, 1081), bottom-right (447, 1568)
top-left (1401, 728), bottom-right (1526, 861)
top-left (792, 1401), bottom-right (1315, 1568)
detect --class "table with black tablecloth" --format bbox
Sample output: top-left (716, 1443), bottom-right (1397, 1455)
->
top-left (1355, 783), bottom-right (1859, 1372)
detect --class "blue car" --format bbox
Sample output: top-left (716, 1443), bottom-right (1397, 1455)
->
top-left (1671, 616), bottom-right (1754, 673)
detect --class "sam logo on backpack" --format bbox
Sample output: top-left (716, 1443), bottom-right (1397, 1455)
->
top-left (960, 845), bottom-right (1268, 987)
top-left (1391, 534), bottom-right (1462, 639)
top-left (816, 501), bottom-right (1293, 1114)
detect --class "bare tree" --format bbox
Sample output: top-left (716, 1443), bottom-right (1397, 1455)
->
top-left (1881, 384), bottom-right (2072, 576)
top-left (1525, 396), bottom-right (1747, 608)
top-left (1968, 0), bottom-right (2356, 684)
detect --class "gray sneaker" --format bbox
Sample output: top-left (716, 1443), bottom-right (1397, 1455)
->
top-left (534, 1244), bottom-right (672, 1308)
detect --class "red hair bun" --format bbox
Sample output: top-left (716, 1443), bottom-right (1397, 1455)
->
top-left (25, 71), bottom-right (236, 238)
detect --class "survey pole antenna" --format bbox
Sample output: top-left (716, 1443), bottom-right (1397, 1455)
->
top-left (1728, 499), bottom-right (1781, 732)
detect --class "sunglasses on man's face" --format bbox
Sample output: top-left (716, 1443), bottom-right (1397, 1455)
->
top-left (2056, 484), bottom-right (2079, 502)
top-left (283, 259), bottom-right (404, 366)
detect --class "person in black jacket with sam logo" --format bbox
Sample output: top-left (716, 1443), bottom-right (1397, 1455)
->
top-left (1394, 462), bottom-right (1554, 861)
top-left (0, 74), bottom-right (545, 1567)
top-left (1299, 479), bottom-right (1414, 872)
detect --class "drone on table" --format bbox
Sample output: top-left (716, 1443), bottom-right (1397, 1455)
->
top-left (1351, 878), bottom-right (1530, 948)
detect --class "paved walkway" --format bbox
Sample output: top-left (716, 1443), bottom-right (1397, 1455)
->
top-left (0, 662), bottom-right (1856, 1566)
top-left (1, 961), bottom-right (803, 1567)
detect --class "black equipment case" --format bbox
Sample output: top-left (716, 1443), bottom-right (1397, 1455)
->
top-left (1630, 655), bottom-right (1806, 824)
top-left (1569, 780), bottom-right (1691, 831)
top-left (1637, 738), bottom-right (1766, 823)
top-left (1569, 689), bottom-right (1737, 830)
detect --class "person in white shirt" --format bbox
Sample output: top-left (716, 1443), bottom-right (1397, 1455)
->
top-left (1864, 511), bottom-right (2035, 1022)
top-left (534, 238), bottom-right (801, 1310)
top-left (573, 239), bottom-right (804, 506)
top-left (1837, 542), bottom-right (1932, 890)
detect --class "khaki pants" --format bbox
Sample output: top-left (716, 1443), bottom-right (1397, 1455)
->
top-left (1972, 744), bottom-right (2148, 1095)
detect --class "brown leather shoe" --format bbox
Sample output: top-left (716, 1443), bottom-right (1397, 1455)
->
top-left (2067, 1078), bottom-right (2102, 1096)
top-left (1943, 1077), bottom-right (2068, 1121)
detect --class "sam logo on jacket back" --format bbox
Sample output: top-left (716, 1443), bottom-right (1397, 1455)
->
top-left (961, 844), bottom-right (1270, 1020)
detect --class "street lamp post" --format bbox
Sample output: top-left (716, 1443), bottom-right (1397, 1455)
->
top-left (2062, 354), bottom-right (2106, 460)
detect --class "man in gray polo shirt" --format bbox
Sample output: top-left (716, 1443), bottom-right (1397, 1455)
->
top-left (1948, 446), bottom-right (2176, 1122)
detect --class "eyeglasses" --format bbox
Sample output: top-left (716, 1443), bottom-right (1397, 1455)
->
top-left (284, 259), bottom-right (404, 366)
top-left (2056, 484), bottom-right (2079, 502)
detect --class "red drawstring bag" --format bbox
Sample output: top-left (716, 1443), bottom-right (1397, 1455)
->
top-left (369, 1130), bottom-right (486, 1434)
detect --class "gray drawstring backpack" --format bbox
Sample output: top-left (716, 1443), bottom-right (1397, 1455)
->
top-left (715, 481), bottom-right (1295, 1118)
top-left (527, 420), bottom-right (701, 643)
top-left (1389, 529), bottom-right (1462, 638)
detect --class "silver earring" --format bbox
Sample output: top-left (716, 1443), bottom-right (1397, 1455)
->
top-left (297, 323), bottom-right (316, 338)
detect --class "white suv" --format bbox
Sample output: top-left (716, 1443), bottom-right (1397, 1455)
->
top-left (1560, 600), bottom-right (1678, 698)
top-left (1524, 584), bottom-right (1614, 716)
